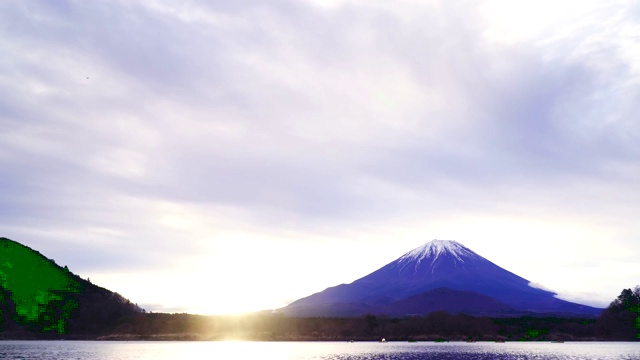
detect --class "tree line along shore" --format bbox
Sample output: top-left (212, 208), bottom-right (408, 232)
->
top-left (2, 286), bottom-right (639, 341)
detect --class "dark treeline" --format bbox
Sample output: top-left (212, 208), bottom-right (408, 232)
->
top-left (597, 286), bottom-right (640, 340)
top-left (98, 286), bottom-right (640, 341)
top-left (2, 287), bottom-right (638, 341)
top-left (0, 287), bottom-right (143, 340)
top-left (100, 311), bottom-right (599, 341)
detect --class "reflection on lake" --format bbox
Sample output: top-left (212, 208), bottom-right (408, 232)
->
top-left (0, 341), bottom-right (639, 360)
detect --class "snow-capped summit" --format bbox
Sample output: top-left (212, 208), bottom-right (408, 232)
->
top-left (398, 239), bottom-right (479, 266)
top-left (282, 240), bottom-right (603, 318)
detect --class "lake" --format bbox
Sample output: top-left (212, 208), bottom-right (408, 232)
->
top-left (1, 341), bottom-right (639, 359)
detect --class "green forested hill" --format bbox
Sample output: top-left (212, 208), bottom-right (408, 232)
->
top-left (0, 237), bottom-right (142, 337)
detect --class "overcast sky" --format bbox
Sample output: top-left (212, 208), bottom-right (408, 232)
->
top-left (1, 0), bottom-right (639, 314)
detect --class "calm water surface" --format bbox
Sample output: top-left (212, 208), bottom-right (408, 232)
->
top-left (1, 341), bottom-right (639, 360)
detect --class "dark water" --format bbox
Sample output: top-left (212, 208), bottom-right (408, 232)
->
top-left (0, 341), bottom-right (639, 359)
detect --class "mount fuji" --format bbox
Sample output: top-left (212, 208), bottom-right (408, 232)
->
top-left (281, 240), bottom-right (602, 317)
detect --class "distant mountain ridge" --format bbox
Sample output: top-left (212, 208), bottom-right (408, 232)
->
top-left (0, 237), bottom-right (142, 336)
top-left (282, 240), bottom-right (602, 317)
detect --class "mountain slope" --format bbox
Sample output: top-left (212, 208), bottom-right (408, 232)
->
top-left (0, 237), bottom-right (142, 335)
top-left (376, 288), bottom-right (515, 317)
top-left (283, 240), bottom-right (602, 317)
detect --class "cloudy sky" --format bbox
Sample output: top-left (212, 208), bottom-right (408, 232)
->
top-left (1, 0), bottom-right (639, 314)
